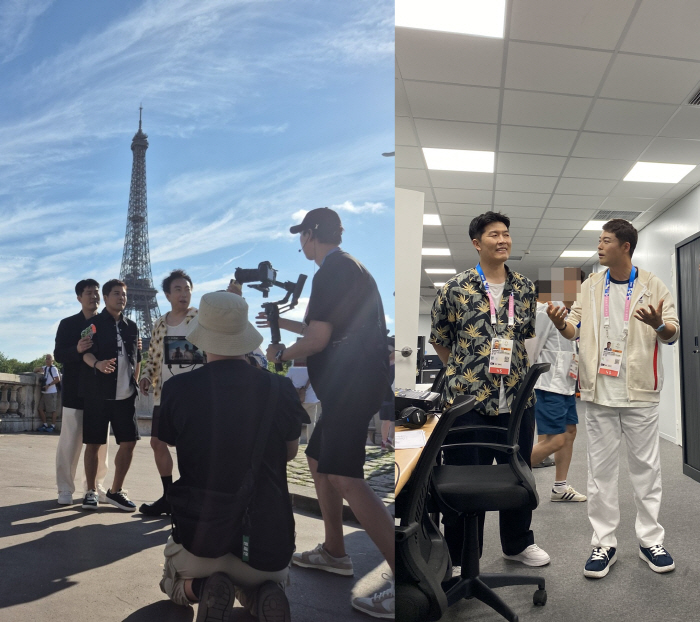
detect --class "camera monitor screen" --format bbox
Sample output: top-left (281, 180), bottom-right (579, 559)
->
top-left (163, 336), bottom-right (206, 366)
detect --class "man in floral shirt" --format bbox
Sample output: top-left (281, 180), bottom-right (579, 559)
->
top-left (430, 211), bottom-right (550, 568)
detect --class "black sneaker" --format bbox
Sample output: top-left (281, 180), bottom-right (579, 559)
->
top-left (196, 572), bottom-right (235, 622)
top-left (139, 496), bottom-right (171, 516)
top-left (105, 489), bottom-right (136, 512)
top-left (639, 544), bottom-right (675, 573)
top-left (533, 456), bottom-right (555, 468)
top-left (256, 581), bottom-right (291, 622)
top-left (81, 490), bottom-right (99, 511)
top-left (584, 547), bottom-right (616, 578)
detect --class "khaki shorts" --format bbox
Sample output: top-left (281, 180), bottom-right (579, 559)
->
top-left (159, 536), bottom-right (289, 607)
top-left (39, 392), bottom-right (58, 413)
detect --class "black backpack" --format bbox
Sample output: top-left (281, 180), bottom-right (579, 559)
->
top-left (43, 366), bottom-right (62, 392)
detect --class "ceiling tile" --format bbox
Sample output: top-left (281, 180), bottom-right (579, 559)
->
top-left (496, 174), bottom-right (558, 193)
top-left (509, 218), bottom-right (541, 228)
top-left (424, 201), bottom-right (438, 214)
top-left (396, 167), bottom-right (430, 186)
top-left (395, 146), bottom-right (425, 169)
top-left (422, 233), bottom-right (448, 244)
top-left (396, 78), bottom-right (411, 116)
top-left (499, 125), bottom-right (578, 156)
top-left (414, 119), bottom-right (497, 150)
top-left (439, 204), bottom-right (492, 218)
top-left (621, 0), bottom-right (700, 60)
top-left (659, 107), bottom-right (700, 140)
top-left (555, 177), bottom-right (618, 195)
top-left (494, 206), bottom-right (545, 219)
top-left (497, 152), bottom-right (567, 176)
top-left (562, 157), bottom-right (635, 180)
top-left (609, 181), bottom-right (676, 198)
top-left (434, 188), bottom-right (493, 203)
top-left (505, 42), bottom-right (612, 96)
top-left (429, 171), bottom-right (494, 190)
top-left (510, 0), bottom-right (635, 49)
top-left (640, 138), bottom-right (700, 165)
top-left (572, 132), bottom-right (651, 160)
top-left (494, 191), bottom-right (551, 206)
top-left (405, 81), bottom-right (500, 123)
top-left (501, 90), bottom-right (592, 129)
top-left (441, 214), bottom-right (481, 226)
top-left (585, 99), bottom-right (677, 135)
top-left (544, 207), bottom-right (597, 220)
top-left (600, 53), bottom-right (700, 104)
top-left (664, 183), bottom-right (694, 199)
top-left (599, 196), bottom-right (658, 211)
top-left (548, 194), bottom-right (607, 208)
top-left (396, 28), bottom-right (504, 87)
top-left (396, 116), bottom-right (417, 147)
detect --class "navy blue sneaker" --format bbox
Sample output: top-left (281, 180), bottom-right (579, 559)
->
top-left (639, 545), bottom-right (675, 573)
top-left (584, 547), bottom-right (616, 578)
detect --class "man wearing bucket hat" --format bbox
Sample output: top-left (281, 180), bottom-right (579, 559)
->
top-left (157, 291), bottom-right (308, 621)
top-left (261, 207), bottom-right (394, 619)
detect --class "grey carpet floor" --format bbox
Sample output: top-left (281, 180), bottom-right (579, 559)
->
top-left (439, 401), bottom-right (700, 622)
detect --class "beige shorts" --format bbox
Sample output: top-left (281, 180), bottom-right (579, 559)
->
top-left (159, 536), bottom-right (289, 607)
top-left (39, 392), bottom-right (58, 413)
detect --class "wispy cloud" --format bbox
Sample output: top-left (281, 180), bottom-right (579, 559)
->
top-left (0, 0), bottom-right (53, 64)
top-left (332, 200), bottom-right (388, 214)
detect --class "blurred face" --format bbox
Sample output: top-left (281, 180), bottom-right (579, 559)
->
top-left (165, 278), bottom-right (192, 312)
top-left (472, 221), bottom-right (511, 264)
top-left (78, 285), bottom-right (100, 314)
top-left (598, 229), bottom-right (630, 267)
top-left (45, 355), bottom-right (53, 366)
top-left (105, 285), bottom-right (127, 315)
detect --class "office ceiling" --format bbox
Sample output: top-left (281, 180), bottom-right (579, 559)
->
top-left (396, 0), bottom-right (700, 313)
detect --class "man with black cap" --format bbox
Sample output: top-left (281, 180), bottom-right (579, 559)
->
top-left (262, 207), bottom-right (394, 619)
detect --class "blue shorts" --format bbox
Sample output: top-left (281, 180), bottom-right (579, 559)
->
top-left (534, 389), bottom-right (578, 435)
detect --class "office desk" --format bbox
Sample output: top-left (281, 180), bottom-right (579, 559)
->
top-left (394, 415), bottom-right (439, 495)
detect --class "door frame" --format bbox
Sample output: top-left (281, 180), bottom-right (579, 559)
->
top-left (675, 231), bottom-right (700, 482)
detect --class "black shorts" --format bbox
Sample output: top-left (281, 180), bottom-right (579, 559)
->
top-left (305, 395), bottom-right (376, 479)
top-left (83, 392), bottom-right (139, 445)
top-left (151, 405), bottom-right (162, 437)
top-left (379, 401), bottom-right (394, 421)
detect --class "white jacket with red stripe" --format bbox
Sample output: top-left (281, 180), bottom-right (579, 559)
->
top-left (563, 267), bottom-right (679, 404)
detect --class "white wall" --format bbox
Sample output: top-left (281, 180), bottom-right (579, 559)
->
top-left (418, 314), bottom-right (437, 356)
top-left (634, 189), bottom-right (700, 444)
top-left (395, 188), bottom-right (424, 389)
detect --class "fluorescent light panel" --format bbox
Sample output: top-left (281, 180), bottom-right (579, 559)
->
top-left (583, 220), bottom-right (609, 231)
top-left (423, 147), bottom-right (494, 173)
top-left (423, 214), bottom-right (441, 226)
top-left (433, 282), bottom-right (446, 287)
top-left (560, 250), bottom-right (597, 258)
top-left (425, 268), bottom-right (456, 274)
top-left (422, 248), bottom-right (451, 256)
top-left (396, 0), bottom-right (506, 38)
top-left (624, 162), bottom-right (695, 184)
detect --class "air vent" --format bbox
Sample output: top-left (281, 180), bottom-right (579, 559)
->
top-left (689, 89), bottom-right (700, 105)
top-left (592, 210), bottom-right (642, 221)
top-left (509, 255), bottom-right (523, 260)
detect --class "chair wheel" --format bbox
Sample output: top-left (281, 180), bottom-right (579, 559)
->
top-left (533, 588), bottom-right (547, 606)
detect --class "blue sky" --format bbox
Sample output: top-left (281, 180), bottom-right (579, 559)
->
top-left (0, 0), bottom-right (394, 361)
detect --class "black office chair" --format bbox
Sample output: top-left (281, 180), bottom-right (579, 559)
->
top-left (432, 362), bottom-right (551, 622)
top-left (395, 394), bottom-right (477, 622)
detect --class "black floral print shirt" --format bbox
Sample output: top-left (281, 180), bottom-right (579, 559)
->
top-left (430, 265), bottom-right (537, 416)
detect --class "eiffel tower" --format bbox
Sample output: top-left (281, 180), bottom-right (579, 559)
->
top-left (119, 106), bottom-right (160, 346)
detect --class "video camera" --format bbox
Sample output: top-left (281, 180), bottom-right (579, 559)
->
top-left (234, 262), bottom-right (307, 370)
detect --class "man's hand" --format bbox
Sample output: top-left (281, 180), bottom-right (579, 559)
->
top-left (137, 337), bottom-right (143, 351)
top-left (227, 280), bottom-right (243, 296)
top-left (634, 299), bottom-right (664, 329)
top-left (77, 336), bottom-right (93, 353)
top-left (256, 311), bottom-right (270, 329)
top-left (546, 302), bottom-right (569, 330)
top-left (139, 377), bottom-right (151, 395)
top-left (266, 343), bottom-right (285, 363)
top-left (96, 358), bottom-right (116, 374)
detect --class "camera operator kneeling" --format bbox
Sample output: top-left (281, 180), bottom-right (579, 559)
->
top-left (157, 292), bottom-right (309, 622)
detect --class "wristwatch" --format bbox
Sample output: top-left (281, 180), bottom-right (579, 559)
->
top-left (655, 323), bottom-right (666, 333)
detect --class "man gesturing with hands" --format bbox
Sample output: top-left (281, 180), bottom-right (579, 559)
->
top-left (548, 219), bottom-right (679, 580)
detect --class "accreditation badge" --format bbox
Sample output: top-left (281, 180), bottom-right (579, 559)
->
top-left (598, 341), bottom-right (624, 377)
top-left (489, 338), bottom-right (513, 375)
top-left (568, 353), bottom-right (579, 380)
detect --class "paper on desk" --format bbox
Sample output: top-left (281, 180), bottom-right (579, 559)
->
top-left (395, 429), bottom-right (426, 449)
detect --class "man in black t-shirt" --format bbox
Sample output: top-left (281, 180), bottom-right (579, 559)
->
top-left (263, 208), bottom-right (394, 619)
top-left (158, 291), bottom-right (307, 621)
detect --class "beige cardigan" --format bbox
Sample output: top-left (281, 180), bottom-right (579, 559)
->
top-left (564, 267), bottom-right (679, 404)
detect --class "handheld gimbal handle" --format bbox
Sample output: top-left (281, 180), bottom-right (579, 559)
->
top-left (263, 302), bottom-right (283, 371)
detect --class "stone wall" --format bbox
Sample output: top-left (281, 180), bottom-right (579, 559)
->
top-left (0, 372), bottom-right (48, 432)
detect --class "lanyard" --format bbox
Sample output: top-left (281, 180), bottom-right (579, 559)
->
top-left (603, 266), bottom-right (636, 337)
top-left (475, 263), bottom-right (514, 328)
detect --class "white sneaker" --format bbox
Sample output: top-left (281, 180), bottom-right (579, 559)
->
top-left (351, 574), bottom-right (395, 619)
top-left (503, 544), bottom-right (550, 566)
top-left (551, 485), bottom-right (587, 502)
top-left (57, 492), bottom-right (73, 505)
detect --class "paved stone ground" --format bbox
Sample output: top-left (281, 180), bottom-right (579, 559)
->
top-left (287, 444), bottom-right (395, 506)
top-left (0, 433), bottom-right (391, 621)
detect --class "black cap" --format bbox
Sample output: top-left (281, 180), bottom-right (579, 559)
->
top-left (290, 207), bottom-right (342, 234)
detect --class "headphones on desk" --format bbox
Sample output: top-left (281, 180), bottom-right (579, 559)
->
top-left (397, 406), bottom-right (428, 429)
